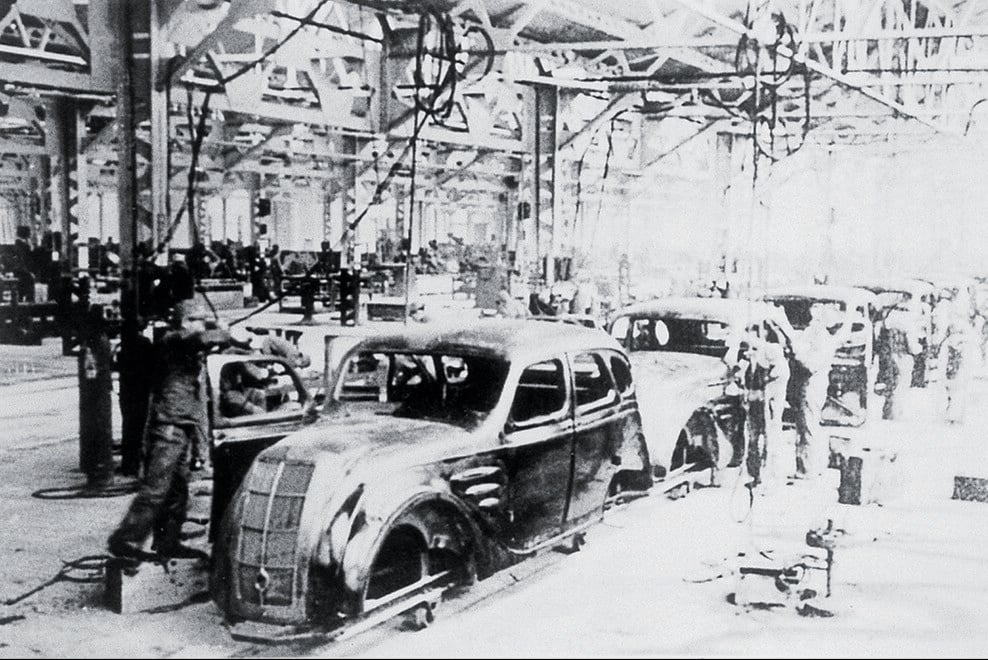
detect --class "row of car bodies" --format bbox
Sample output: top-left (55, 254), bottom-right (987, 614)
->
top-left (205, 279), bottom-right (961, 632)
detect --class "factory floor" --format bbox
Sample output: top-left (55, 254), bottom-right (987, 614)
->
top-left (1, 311), bottom-right (987, 658)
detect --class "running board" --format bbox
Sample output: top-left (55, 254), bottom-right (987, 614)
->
top-left (659, 463), bottom-right (698, 494)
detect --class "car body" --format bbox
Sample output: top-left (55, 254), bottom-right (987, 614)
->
top-left (211, 320), bottom-right (649, 628)
top-left (850, 278), bottom-right (935, 386)
top-left (606, 297), bottom-right (795, 474)
top-left (762, 285), bottom-right (878, 426)
top-left (529, 314), bottom-right (605, 332)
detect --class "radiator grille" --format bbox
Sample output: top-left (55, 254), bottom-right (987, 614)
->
top-left (235, 459), bottom-right (313, 607)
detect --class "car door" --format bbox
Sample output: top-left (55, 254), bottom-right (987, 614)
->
top-left (566, 350), bottom-right (628, 525)
top-left (207, 355), bottom-right (310, 538)
top-left (498, 357), bottom-right (576, 551)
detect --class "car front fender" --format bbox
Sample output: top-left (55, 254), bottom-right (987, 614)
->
top-left (332, 478), bottom-right (486, 602)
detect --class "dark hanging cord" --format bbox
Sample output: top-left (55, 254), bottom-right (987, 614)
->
top-left (217, 0), bottom-right (335, 89)
top-left (234, 4), bottom-right (481, 327)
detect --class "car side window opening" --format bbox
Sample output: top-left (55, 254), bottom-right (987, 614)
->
top-left (337, 351), bottom-right (509, 428)
top-left (218, 360), bottom-right (303, 419)
top-left (510, 359), bottom-right (568, 425)
top-left (572, 352), bottom-right (617, 410)
top-left (610, 316), bottom-right (630, 346)
top-left (609, 353), bottom-right (634, 395)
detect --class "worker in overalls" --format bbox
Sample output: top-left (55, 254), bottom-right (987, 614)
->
top-left (108, 300), bottom-right (235, 561)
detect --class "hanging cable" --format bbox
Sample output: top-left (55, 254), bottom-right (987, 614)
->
top-left (233, 3), bottom-right (484, 326)
top-left (584, 114), bottom-right (621, 255)
top-left (150, 0), bottom-right (333, 261)
top-left (215, 0), bottom-right (335, 89)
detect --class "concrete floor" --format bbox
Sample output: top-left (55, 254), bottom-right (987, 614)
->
top-left (1, 320), bottom-right (987, 658)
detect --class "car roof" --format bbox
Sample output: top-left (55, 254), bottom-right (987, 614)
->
top-left (612, 296), bottom-right (782, 324)
top-left (351, 319), bottom-right (622, 361)
top-left (762, 285), bottom-right (877, 306)
top-left (848, 278), bottom-right (936, 298)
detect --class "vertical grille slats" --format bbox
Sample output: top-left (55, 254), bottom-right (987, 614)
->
top-left (234, 459), bottom-right (314, 608)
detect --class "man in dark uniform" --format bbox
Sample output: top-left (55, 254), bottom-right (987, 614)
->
top-left (108, 299), bottom-right (235, 560)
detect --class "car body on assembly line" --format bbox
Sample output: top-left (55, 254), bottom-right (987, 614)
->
top-left (210, 320), bottom-right (650, 630)
top-left (850, 277), bottom-right (935, 387)
top-left (606, 297), bottom-right (796, 477)
top-left (762, 285), bottom-right (879, 426)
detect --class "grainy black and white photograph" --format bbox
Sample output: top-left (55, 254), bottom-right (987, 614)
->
top-left (1, 0), bottom-right (987, 657)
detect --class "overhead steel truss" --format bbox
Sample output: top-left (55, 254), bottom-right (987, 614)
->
top-left (3, 0), bottom-right (988, 265)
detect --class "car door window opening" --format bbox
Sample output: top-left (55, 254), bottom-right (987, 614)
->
top-left (609, 353), bottom-right (634, 395)
top-left (572, 352), bottom-right (618, 410)
top-left (217, 359), bottom-right (305, 421)
top-left (510, 359), bottom-right (568, 425)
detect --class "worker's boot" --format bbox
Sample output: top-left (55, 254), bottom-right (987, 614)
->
top-left (153, 520), bottom-right (209, 561)
top-left (108, 532), bottom-right (159, 563)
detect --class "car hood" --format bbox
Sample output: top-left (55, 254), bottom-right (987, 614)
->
top-left (626, 351), bottom-right (731, 468)
top-left (258, 412), bottom-right (478, 468)
top-left (627, 351), bottom-right (729, 387)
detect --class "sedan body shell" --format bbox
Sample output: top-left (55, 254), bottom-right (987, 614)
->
top-left (606, 297), bottom-right (794, 471)
top-left (212, 321), bottom-right (647, 626)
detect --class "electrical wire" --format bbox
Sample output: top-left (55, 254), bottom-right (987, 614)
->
top-left (3, 555), bottom-right (110, 607)
top-left (584, 114), bottom-right (621, 254)
top-left (216, 0), bottom-right (336, 90)
top-left (233, 3), bottom-right (495, 326)
top-left (31, 481), bottom-right (139, 500)
top-left (270, 9), bottom-right (384, 44)
top-left (150, 0), bottom-right (335, 263)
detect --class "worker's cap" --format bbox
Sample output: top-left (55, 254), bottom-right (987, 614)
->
top-left (408, 301), bottom-right (426, 312)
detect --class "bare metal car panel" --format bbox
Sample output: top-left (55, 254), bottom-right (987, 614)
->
top-left (629, 351), bottom-right (731, 471)
top-left (211, 320), bottom-right (647, 628)
top-left (606, 298), bottom-right (790, 472)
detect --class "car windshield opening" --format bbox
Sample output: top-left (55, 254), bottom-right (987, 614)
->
top-left (772, 299), bottom-right (846, 330)
top-left (336, 351), bottom-right (509, 428)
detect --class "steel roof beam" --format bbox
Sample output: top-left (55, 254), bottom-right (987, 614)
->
top-left (664, 0), bottom-right (955, 134)
top-left (558, 93), bottom-right (638, 152)
top-left (466, 26), bottom-right (988, 53)
top-left (0, 62), bottom-right (102, 94)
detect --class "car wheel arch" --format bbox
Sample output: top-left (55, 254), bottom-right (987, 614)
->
top-left (337, 491), bottom-right (487, 608)
top-left (672, 408), bottom-right (730, 471)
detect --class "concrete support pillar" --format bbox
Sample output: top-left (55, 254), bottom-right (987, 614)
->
top-left (244, 173), bottom-right (260, 246)
top-left (533, 85), bottom-right (558, 285)
top-left (394, 186), bottom-right (405, 259)
top-left (31, 155), bottom-right (49, 243)
top-left (323, 180), bottom-right (334, 243)
top-left (822, 148), bottom-right (836, 283)
top-left (339, 138), bottom-right (357, 267)
top-left (714, 132), bottom-right (735, 279)
top-left (75, 108), bottom-right (89, 261)
top-left (45, 98), bottom-right (76, 268)
top-left (150, 0), bottom-right (170, 255)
